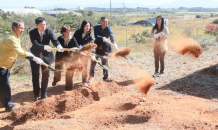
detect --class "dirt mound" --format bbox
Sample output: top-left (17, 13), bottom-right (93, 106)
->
top-left (169, 36), bottom-right (203, 58)
top-left (115, 47), bottom-right (131, 57)
top-left (9, 81), bottom-right (124, 122)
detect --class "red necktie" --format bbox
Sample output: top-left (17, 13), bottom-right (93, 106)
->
top-left (40, 32), bottom-right (44, 59)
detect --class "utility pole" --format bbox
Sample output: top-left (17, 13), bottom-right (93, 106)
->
top-left (122, 2), bottom-right (125, 16)
top-left (110, 0), bottom-right (112, 18)
top-left (55, 6), bottom-right (57, 16)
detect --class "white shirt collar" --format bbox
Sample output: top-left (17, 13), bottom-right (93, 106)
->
top-left (38, 30), bottom-right (44, 36)
top-left (61, 35), bottom-right (72, 43)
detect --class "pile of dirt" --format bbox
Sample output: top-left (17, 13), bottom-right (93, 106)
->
top-left (10, 90), bottom-right (95, 122)
top-left (9, 80), bottom-right (126, 122)
top-left (115, 47), bottom-right (131, 57)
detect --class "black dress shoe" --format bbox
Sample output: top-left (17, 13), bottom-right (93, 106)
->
top-left (33, 96), bottom-right (39, 101)
top-left (5, 103), bottom-right (17, 112)
top-left (103, 78), bottom-right (111, 82)
top-left (41, 95), bottom-right (48, 99)
top-left (52, 81), bottom-right (57, 86)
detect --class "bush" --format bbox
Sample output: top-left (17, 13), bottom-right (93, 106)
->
top-left (130, 30), bottom-right (151, 44)
top-left (196, 14), bottom-right (201, 18)
top-left (212, 19), bottom-right (218, 24)
top-left (205, 24), bottom-right (218, 34)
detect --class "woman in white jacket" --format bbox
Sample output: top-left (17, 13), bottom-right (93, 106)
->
top-left (151, 16), bottom-right (169, 77)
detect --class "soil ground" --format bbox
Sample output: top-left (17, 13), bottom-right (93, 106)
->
top-left (1, 39), bottom-right (218, 130)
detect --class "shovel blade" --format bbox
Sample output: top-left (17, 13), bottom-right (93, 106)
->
top-left (123, 56), bottom-right (134, 61)
top-left (48, 66), bottom-right (65, 72)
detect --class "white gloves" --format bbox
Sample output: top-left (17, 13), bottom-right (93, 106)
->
top-left (80, 52), bottom-right (87, 56)
top-left (44, 45), bottom-right (52, 52)
top-left (154, 33), bottom-right (161, 38)
top-left (57, 45), bottom-right (64, 52)
top-left (33, 57), bottom-right (43, 65)
top-left (71, 47), bottom-right (79, 50)
top-left (113, 43), bottom-right (120, 51)
top-left (103, 37), bottom-right (108, 42)
top-left (26, 52), bottom-right (34, 57)
top-left (90, 55), bottom-right (96, 61)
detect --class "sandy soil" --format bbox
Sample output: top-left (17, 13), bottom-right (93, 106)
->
top-left (1, 39), bottom-right (218, 130)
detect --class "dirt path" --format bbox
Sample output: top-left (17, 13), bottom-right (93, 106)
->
top-left (1, 41), bottom-right (218, 130)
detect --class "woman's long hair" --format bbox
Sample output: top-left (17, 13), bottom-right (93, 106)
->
top-left (152, 16), bottom-right (165, 33)
top-left (80, 20), bottom-right (92, 33)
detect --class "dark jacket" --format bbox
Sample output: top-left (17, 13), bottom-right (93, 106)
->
top-left (73, 29), bottom-right (94, 46)
top-left (55, 36), bottom-right (79, 62)
top-left (29, 28), bottom-right (60, 64)
top-left (94, 25), bottom-right (116, 54)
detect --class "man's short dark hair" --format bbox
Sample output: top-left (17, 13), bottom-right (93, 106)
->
top-left (101, 16), bottom-right (108, 21)
top-left (35, 17), bottom-right (46, 25)
top-left (12, 20), bottom-right (24, 30)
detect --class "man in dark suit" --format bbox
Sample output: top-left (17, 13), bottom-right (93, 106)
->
top-left (89, 17), bottom-right (119, 82)
top-left (29, 17), bottom-right (63, 101)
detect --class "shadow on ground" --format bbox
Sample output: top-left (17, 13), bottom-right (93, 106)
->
top-left (158, 64), bottom-right (218, 99)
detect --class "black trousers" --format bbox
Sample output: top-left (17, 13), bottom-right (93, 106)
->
top-left (53, 61), bottom-right (73, 90)
top-left (30, 60), bottom-right (49, 97)
top-left (154, 47), bottom-right (166, 73)
top-left (89, 50), bottom-right (108, 79)
top-left (0, 68), bottom-right (12, 108)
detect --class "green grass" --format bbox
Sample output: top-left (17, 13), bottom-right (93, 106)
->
top-left (10, 75), bottom-right (31, 81)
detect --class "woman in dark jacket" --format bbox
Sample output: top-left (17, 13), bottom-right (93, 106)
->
top-left (73, 20), bottom-right (95, 87)
top-left (151, 16), bottom-right (169, 77)
top-left (52, 25), bottom-right (79, 91)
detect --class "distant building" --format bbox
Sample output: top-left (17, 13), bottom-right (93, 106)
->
top-left (0, 8), bottom-right (42, 16)
top-left (77, 6), bottom-right (84, 10)
top-left (42, 11), bottom-right (82, 16)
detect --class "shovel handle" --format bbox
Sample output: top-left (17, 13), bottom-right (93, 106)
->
top-left (41, 62), bottom-right (49, 68)
top-left (47, 48), bottom-right (78, 52)
top-left (105, 39), bottom-right (120, 51)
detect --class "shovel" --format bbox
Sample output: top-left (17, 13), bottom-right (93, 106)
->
top-left (89, 53), bottom-right (108, 60)
top-left (92, 58), bottom-right (111, 70)
top-left (41, 62), bottom-right (65, 72)
top-left (47, 48), bottom-right (79, 52)
top-left (104, 39), bottom-right (134, 61)
top-left (31, 56), bottom-right (65, 72)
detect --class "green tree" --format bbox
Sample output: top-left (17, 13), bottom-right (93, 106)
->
top-left (87, 10), bottom-right (94, 16)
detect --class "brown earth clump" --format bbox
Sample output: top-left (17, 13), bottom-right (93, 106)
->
top-left (79, 43), bottom-right (97, 52)
top-left (134, 75), bottom-right (155, 94)
top-left (115, 47), bottom-right (131, 57)
top-left (169, 36), bottom-right (203, 58)
top-left (179, 43), bottom-right (203, 58)
top-left (67, 61), bottom-right (84, 72)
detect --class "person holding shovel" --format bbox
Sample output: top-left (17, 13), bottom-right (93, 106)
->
top-left (29, 17), bottom-right (64, 101)
top-left (89, 17), bottom-right (119, 82)
top-left (73, 20), bottom-right (95, 86)
top-left (151, 16), bottom-right (169, 77)
top-left (0, 20), bottom-right (43, 112)
top-left (52, 25), bottom-right (81, 91)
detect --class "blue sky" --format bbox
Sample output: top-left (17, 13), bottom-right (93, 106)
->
top-left (1, 0), bottom-right (218, 9)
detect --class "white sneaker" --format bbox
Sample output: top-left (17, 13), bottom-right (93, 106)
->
top-left (83, 83), bottom-right (88, 87)
top-left (87, 77), bottom-right (94, 83)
